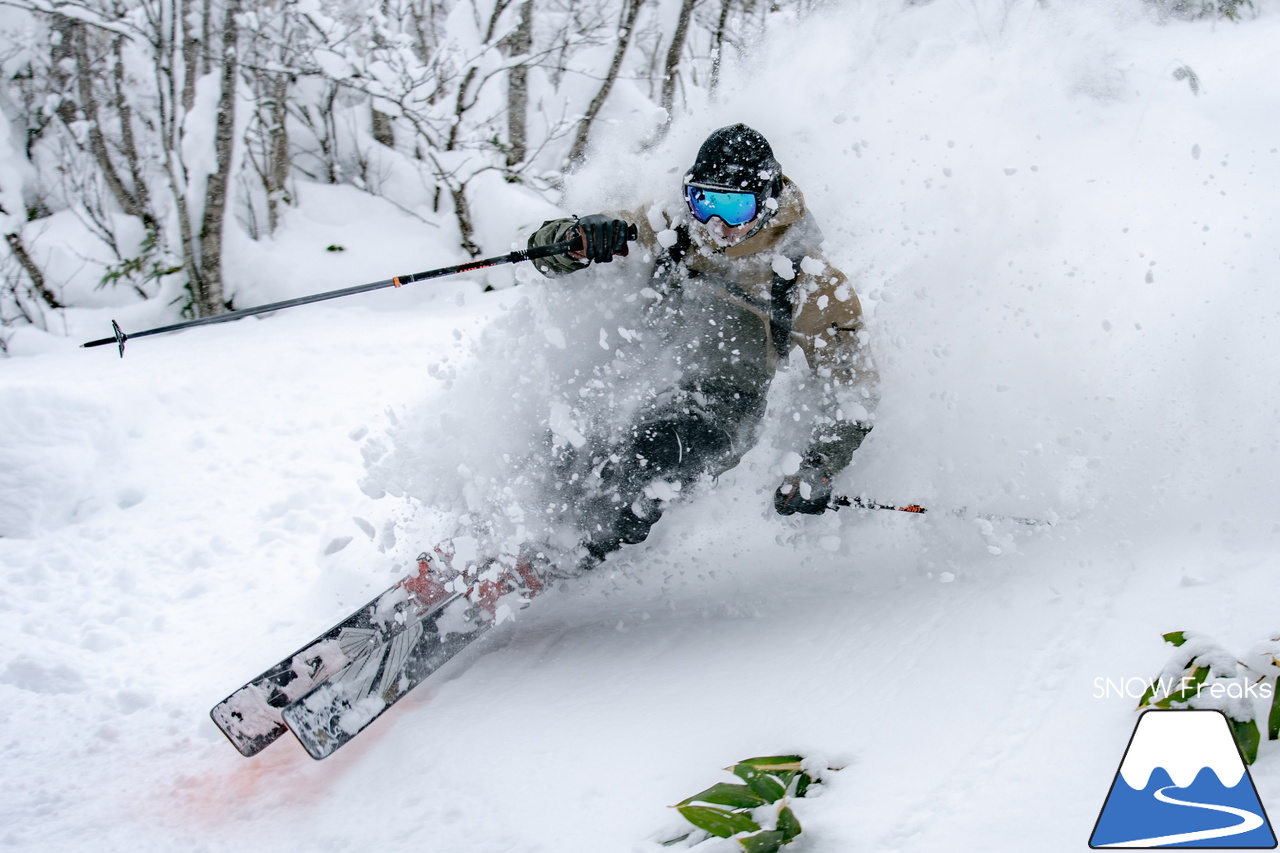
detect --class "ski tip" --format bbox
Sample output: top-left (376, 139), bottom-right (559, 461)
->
top-left (209, 697), bottom-right (288, 758)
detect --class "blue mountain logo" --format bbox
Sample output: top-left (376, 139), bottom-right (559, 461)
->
top-left (1091, 709), bottom-right (1277, 848)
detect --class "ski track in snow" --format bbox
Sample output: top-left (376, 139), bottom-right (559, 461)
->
top-left (5, 2), bottom-right (1280, 851)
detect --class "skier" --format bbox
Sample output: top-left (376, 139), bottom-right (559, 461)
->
top-left (523, 123), bottom-right (879, 569)
top-left (212, 127), bottom-right (880, 758)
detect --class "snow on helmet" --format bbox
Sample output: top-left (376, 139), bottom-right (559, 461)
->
top-left (684, 124), bottom-right (783, 208)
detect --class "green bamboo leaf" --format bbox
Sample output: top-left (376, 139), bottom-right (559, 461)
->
top-left (1230, 717), bottom-right (1261, 766)
top-left (776, 805), bottom-right (802, 842)
top-left (1269, 679), bottom-right (1280, 742)
top-left (1163, 631), bottom-right (1189, 647)
top-left (676, 806), bottom-right (761, 839)
top-left (793, 772), bottom-right (812, 799)
top-left (678, 783), bottom-right (768, 809)
top-left (737, 829), bottom-right (786, 853)
top-left (731, 766), bottom-right (787, 803)
top-left (735, 755), bottom-right (805, 772)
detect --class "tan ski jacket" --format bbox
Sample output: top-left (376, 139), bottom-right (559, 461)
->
top-left (528, 177), bottom-right (878, 474)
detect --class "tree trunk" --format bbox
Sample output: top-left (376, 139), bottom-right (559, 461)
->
top-left (112, 35), bottom-right (158, 232)
top-left (371, 107), bottom-right (395, 148)
top-left (502, 0), bottom-right (533, 173)
top-left (201, 0), bottom-right (214, 75)
top-left (650, 0), bottom-right (698, 144)
top-left (5, 232), bottom-right (61, 310)
top-left (182, 0), bottom-right (201, 113)
top-left (196, 0), bottom-right (241, 316)
top-left (709, 0), bottom-right (733, 96)
top-left (449, 182), bottom-right (481, 257)
top-left (658, 0), bottom-right (698, 123)
top-left (266, 73), bottom-right (291, 234)
top-left (567, 0), bottom-right (645, 169)
top-left (63, 19), bottom-right (148, 223)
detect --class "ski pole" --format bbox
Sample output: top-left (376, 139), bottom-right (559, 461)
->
top-left (82, 225), bottom-right (637, 357)
top-left (830, 495), bottom-right (1053, 527)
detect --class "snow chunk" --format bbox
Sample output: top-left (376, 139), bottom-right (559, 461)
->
top-left (324, 536), bottom-right (353, 555)
top-left (548, 402), bottom-right (586, 448)
top-left (643, 480), bottom-right (682, 502)
top-left (452, 535), bottom-right (480, 567)
top-left (338, 696), bottom-right (387, 735)
top-left (647, 204), bottom-right (667, 234)
top-left (657, 229), bottom-right (680, 249)
top-left (779, 451), bottom-right (803, 476)
top-left (544, 327), bottom-right (566, 349)
top-left (771, 256), bottom-right (797, 281)
top-left (800, 256), bottom-right (825, 275)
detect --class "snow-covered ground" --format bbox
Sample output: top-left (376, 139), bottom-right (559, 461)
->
top-left (4, 1), bottom-right (1280, 850)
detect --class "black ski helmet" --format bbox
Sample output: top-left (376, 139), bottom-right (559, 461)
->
top-left (684, 124), bottom-right (783, 206)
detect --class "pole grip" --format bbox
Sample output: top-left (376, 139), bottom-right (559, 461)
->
top-left (565, 221), bottom-right (640, 255)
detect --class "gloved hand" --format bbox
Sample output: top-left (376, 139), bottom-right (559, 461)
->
top-left (569, 214), bottom-right (633, 264)
top-left (774, 455), bottom-right (834, 516)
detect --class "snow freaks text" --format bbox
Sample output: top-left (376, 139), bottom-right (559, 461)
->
top-left (1093, 677), bottom-right (1275, 702)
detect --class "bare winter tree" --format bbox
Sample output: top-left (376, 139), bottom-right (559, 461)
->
top-left (500, 0), bottom-right (533, 174)
top-left (651, 0), bottom-right (699, 142)
top-left (3, 232), bottom-right (59, 310)
top-left (242, 0), bottom-right (307, 237)
top-left (52, 17), bottom-right (155, 230)
top-left (9, 0), bottom-right (247, 316)
top-left (0, 0), bottom-right (813, 338)
top-left (707, 0), bottom-right (735, 95)
top-left (566, 0), bottom-right (645, 169)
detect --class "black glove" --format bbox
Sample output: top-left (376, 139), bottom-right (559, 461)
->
top-left (570, 214), bottom-right (633, 264)
top-left (774, 456), bottom-right (834, 516)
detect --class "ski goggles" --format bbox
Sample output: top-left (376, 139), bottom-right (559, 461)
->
top-left (685, 185), bottom-right (759, 227)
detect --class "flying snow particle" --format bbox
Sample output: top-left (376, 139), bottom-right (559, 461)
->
top-left (771, 256), bottom-right (796, 281)
top-left (548, 402), bottom-right (586, 449)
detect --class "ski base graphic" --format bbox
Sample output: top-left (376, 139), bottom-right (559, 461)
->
top-left (211, 550), bottom-right (545, 759)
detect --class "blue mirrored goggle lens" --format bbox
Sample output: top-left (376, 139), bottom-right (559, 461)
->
top-left (685, 187), bottom-right (758, 226)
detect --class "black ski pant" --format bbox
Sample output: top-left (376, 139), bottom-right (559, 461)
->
top-left (569, 406), bottom-right (752, 563)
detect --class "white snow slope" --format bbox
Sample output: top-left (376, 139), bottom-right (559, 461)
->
top-left (4, 2), bottom-right (1280, 851)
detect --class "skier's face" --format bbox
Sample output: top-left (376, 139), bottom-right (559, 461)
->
top-left (705, 215), bottom-right (758, 246)
top-left (684, 184), bottom-right (761, 246)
